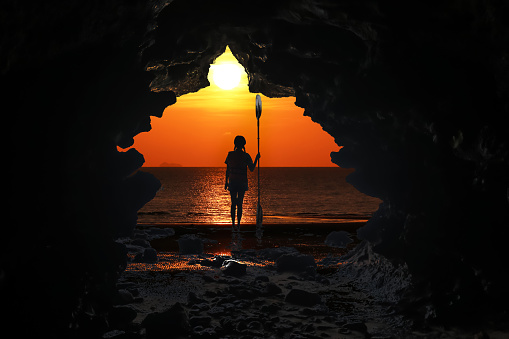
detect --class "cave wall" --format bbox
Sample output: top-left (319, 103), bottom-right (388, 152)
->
top-left (143, 0), bottom-right (509, 320)
top-left (1, 0), bottom-right (509, 335)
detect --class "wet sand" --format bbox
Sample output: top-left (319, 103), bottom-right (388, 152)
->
top-left (139, 221), bottom-right (365, 259)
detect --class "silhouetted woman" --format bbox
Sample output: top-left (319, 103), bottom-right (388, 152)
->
top-left (225, 135), bottom-right (260, 228)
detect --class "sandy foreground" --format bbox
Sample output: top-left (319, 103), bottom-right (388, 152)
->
top-left (111, 223), bottom-right (508, 339)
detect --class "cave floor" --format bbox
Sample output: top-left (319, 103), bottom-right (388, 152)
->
top-left (114, 224), bottom-right (509, 339)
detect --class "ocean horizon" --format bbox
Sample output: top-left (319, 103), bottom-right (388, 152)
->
top-left (137, 167), bottom-right (382, 225)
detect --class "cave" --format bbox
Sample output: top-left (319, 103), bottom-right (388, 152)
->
top-left (2, 0), bottom-right (509, 337)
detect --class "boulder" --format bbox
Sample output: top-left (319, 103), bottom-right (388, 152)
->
top-left (142, 302), bottom-right (190, 338)
top-left (108, 306), bottom-right (137, 328)
top-left (324, 231), bottom-right (353, 248)
top-left (284, 289), bottom-right (322, 307)
top-left (143, 248), bottom-right (158, 263)
top-left (131, 238), bottom-right (151, 247)
top-left (228, 284), bottom-right (261, 300)
top-left (146, 227), bottom-right (175, 240)
top-left (257, 247), bottom-right (299, 260)
top-left (178, 234), bottom-right (204, 254)
top-left (189, 315), bottom-right (212, 327)
top-left (263, 282), bottom-right (283, 296)
top-left (221, 260), bottom-right (247, 277)
top-left (276, 253), bottom-right (316, 273)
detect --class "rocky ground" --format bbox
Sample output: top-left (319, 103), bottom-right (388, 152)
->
top-left (104, 226), bottom-right (509, 339)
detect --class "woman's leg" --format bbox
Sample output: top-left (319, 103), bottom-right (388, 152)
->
top-left (230, 191), bottom-right (238, 226)
top-left (236, 191), bottom-right (245, 225)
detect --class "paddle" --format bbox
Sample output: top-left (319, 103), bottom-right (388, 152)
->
top-left (255, 94), bottom-right (263, 241)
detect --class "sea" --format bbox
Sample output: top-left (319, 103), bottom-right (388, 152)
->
top-left (137, 167), bottom-right (381, 225)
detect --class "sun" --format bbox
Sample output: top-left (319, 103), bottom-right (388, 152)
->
top-left (210, 63), bottom-right (242, 90)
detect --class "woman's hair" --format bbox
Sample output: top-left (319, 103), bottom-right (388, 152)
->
top-left (234, 135), bottom-right (246, 152)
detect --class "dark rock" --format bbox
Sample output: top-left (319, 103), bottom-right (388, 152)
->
top-left (324, 231), bottom-right (353, 248)
top-left (211, 256), bottom-right (226, 267)
top-left (254, 275), bottom-right (270, 282)
top-left (202, 275), bottom-right (216, 283)
top-left (221, 303), bottom-right (236, 312)
top-left (236, 320), bottom-right (248, 332)
top-left (141, 302), bottom-right (190, 338)
top-left (128, 288), bottom-right (140, 297)
top-left (226, 278), bottom-right (241, 284)
top-left (247, 320), bottom-right (262, 330)
top-left (142, 248), bottom-right (158, 263)
top-left (108, 306), bottom-right (137, 328)
top-left (204, 291), bottom-right (217, 298)
top-left (208, 306), bottom-right (225, 316)
top-left (178, 234), bottom-right (204, 254)
top-left (201, 256), bottom-right (226, 268)
top-left (261, 303), bottom-right (281, 314)
top-left (263, 282), bottom-right (283, 296)
top-left (221, 260), bottom-right (247, 277)
top-left (219, 316), bottom-right (235, 331)
top-left (285, 289), bottom-right (322, 307)
top-left (193, 327), bottom-right (218, 338)
top-left (199, 259), bottom-right (213, 266)
top-left (300, 305), bottom-right (329, 316)
top-left (145, 227), bottom-right (175, 240)
top-left (257, 247), bottom-right (299, 260)
top-left (316, 276), bottom-right (330, 285)
top-left (115, 289), bottom-right (135, 305)
top-left (190, 315), bottom-right (212, 327)
top-left (228, 285), bottom-right (261, 300)
top-left (231, 249), bottom-right (257, 258)
top-left (303, 323), bottom-right (315, 332)
top-left (343, 322), bottom-right (368, 333)
top-left (195, 303), bottom-right (211, 311)
top-left (187, 292), bottom-right (207, 305)
top-left (276, 253), bottom-right (317, 273)
top-left (131, 238), bottom-right (151, 247)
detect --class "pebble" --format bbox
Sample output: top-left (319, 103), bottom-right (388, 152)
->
top-left (208, 306), bottom-right (225, 316)
top-left (189, 315), bottom-right (212, 327)
top-left (285, 289), bottom-right (322, 307)
top-left (263, 282), bottom-right (283, 296)
top-left (343, 322), bottom-right (368, 333)
top-left (142, 248), bottom-right (158, 263)
top-left (221, 260), bottom-right (247, 277)
top-left (255, 275), bottom-right (270, 282)
top-left (187, 292), bottom-right (206, 305)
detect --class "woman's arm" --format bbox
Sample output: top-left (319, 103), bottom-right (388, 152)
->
top-left (247, 153), bottom-right (260, 171)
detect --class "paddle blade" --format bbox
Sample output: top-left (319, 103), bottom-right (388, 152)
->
top-left (255, 94), bottom-right (262, 119)
top-left (256, 202), bottom-right (263, 227)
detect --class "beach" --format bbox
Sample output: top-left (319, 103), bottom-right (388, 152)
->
top-left (117, 221), bottom-right (399, 339)
top-left (111, 222), bottom-right (506, 339)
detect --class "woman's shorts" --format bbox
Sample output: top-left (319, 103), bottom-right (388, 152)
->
top-left (228, 180), bottom-right (248, 192)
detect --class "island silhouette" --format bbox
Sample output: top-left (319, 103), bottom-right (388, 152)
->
top-left (159, 162), bottom-right (183, 167)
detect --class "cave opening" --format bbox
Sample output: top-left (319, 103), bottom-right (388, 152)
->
top-left (128, 44), bottom-right (382, 258)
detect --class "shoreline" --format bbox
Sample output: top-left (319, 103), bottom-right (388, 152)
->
top-left (136, 222), bottom-right (365, 259)
top-left (136, 221), bottom-right (367, 235)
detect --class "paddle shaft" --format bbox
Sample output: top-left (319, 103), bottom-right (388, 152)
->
top-left (257, 117), bottom-right (260, 205)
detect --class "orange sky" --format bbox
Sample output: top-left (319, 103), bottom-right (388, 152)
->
top-left (129, 47), bottom-right (340, 167)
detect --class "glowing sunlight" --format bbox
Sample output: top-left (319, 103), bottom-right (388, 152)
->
top-left (130, 46), bottom-right (339, 167)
